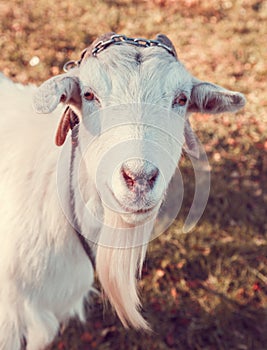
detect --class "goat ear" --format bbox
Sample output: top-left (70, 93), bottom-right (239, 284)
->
top-left (33, 73), bottom-right (81, 114)
top-left (183, 119), bottom-right (200, 159)
top-left (188, 80), bottom-right (246, 114)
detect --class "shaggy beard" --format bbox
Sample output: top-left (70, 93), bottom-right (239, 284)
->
top-left (95, 208), bottom-right (155, 330)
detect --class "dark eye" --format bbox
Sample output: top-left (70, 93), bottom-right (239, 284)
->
top-left (84, 91), bottom-right (95, 101)
top-left (173, 93), bottom-right (188, 107)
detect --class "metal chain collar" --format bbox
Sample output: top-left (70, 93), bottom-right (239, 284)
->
top-left (63, 34), bottom-right (175, 72)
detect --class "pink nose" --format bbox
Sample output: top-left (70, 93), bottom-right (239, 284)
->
top-left (121, 160), bottom-right (159, 192)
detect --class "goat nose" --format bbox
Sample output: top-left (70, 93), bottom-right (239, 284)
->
top-left (121, 160), bottom-right (159, 190)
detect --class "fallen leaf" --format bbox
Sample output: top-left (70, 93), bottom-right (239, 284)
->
top-left (81, 331), bottom-right (93, 343)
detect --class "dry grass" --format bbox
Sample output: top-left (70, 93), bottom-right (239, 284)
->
top-left (1, 0), bottom-right (267, 349)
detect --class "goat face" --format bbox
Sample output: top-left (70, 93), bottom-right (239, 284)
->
top-left (32, 30), bottom-right (247, 245)
top-left (33, 37), bottom-right (245, 230)
top-left (69, 45), bottom-right (193, 226)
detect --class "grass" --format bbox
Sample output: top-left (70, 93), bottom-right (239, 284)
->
top-left (1, 0), bottom-right (267, 349)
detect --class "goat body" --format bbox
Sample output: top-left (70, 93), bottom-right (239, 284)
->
top-left (0, 74), bottom-right (94, 349)
top-left (0, 33), bottom-right (245, 350)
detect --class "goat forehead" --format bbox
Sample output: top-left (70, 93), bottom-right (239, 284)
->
top-left (79, 45), bottom-right (192, 102)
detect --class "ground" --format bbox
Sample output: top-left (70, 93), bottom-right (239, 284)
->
top-left (0, 0), bottom-right (266, 349)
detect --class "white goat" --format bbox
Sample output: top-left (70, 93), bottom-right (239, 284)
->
top-left (0, 33), bottom-right (245, 350)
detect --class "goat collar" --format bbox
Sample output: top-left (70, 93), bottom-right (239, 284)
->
top-left (63, 33), bottom-right (177, 72)
top-left (69, 122), bottom-right (95, 266)
top-left (90, 34), bottom-right (176, 57)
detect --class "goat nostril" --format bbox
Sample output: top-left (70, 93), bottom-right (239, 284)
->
top-left (121, 168), bottom-right (135, 188)
top-left (148, 168), bottom-right (159, 188)
top-left (121, 164), bottom-right (159, 190)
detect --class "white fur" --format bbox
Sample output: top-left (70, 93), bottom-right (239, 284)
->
top-left (0, 39), bottom-right (245, 349)
top-left (0, 75), bottom-right (94, 349)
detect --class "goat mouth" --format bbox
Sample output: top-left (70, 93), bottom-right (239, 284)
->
top-left (107, 187), bottom-right (157, 216)
top-left (134, 207), bottom-right (154, 214)
top-left (117, 200), bottom-right (157, 216)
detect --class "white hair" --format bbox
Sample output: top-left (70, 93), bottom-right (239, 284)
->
top-left (0, 33), bottom-right (245, 349)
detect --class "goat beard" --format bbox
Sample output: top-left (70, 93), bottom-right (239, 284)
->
top-left (95, 208), bottom-right (154, 330)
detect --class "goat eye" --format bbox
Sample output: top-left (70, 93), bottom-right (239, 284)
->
top-left (173, 94), bottom-right (188, 107)
top-left (84, 91), bottom-right (95, 101)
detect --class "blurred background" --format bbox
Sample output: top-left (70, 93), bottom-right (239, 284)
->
top-left (0, 0), bottom-right (266, 349)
